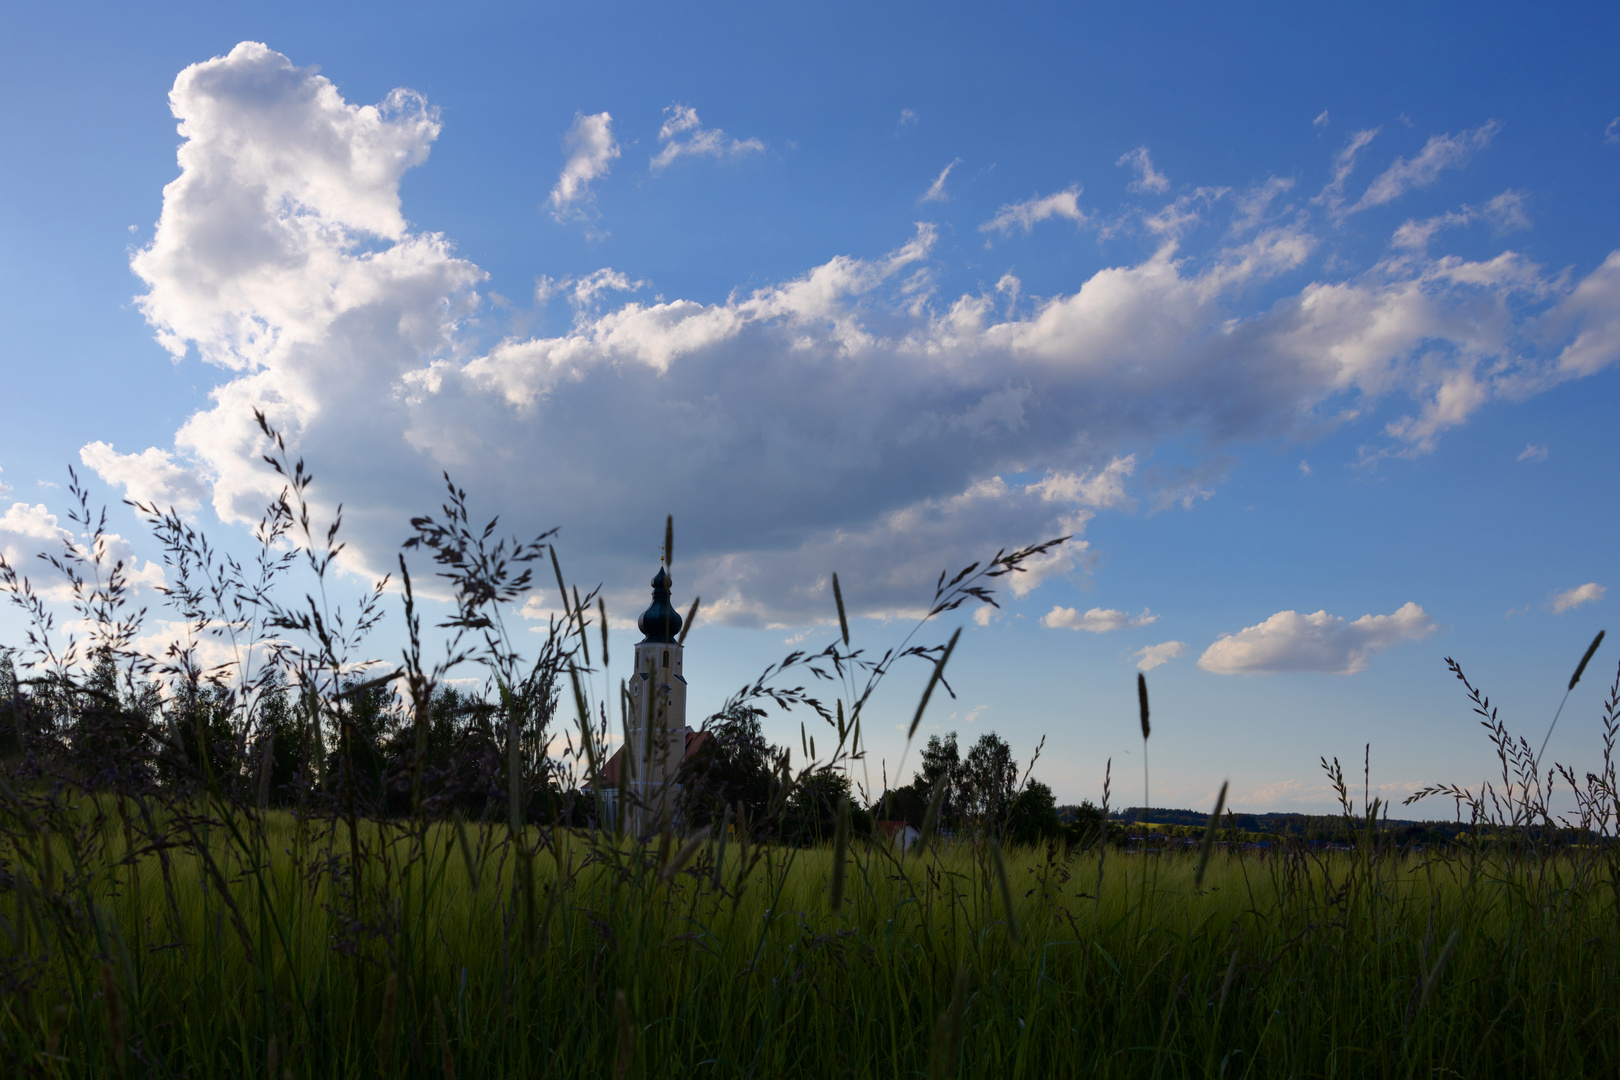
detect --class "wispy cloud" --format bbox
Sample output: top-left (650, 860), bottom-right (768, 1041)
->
top-left (1517, 443), bottom-right (1548, 462)
top-left (978, 185), bottom-right (1084, 237)
top-left (1346, 121), bottom-right (1501, 216)
top-left (918, 158), bottom-right (962, 204)
top-left (549, 112), bottom-right (619, 220)
top-left (1230, 176), bottom-right (1295, 236)
top-left (1550, 582), bottom-right (1605, 614)
top-left (1313, 110), bottom-right (1330, 129)
top-left (651, 105), bottom-right (764, 173)
top-left (1117, 146), bottom-right (1170, 194)
top-left (1314, 127), bottom-right (1380, 216)
top-left (1390, 189), bottom-right (1530, 250)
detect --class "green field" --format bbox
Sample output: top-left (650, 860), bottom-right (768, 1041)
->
top-left (3, 475), bottom-right (1615, 1077)
top-left (2, 795), bottom-right (1615, 1079)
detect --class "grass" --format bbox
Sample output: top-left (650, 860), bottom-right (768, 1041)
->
top-left (1, 430), bottom-right (1616, 1077)
top-left (1, 794), bottom-right (1617, 1078)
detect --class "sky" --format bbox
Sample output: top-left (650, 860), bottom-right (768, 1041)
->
top-left (2, 2), bottom-right (1618, 814)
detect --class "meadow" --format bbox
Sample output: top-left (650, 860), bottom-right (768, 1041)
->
top-left (1, 424), bottom-right (1617, 1077)
top-left (1, 795), bottom-right (1617, 1079)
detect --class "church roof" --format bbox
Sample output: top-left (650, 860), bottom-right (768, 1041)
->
top-left (637, 565), bottom-right (683, 643)
top-left (590, 729), bottom-right (713, 787)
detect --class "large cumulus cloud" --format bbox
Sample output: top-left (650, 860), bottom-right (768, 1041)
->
top-left (98, 43), bottom-right (1620, 626)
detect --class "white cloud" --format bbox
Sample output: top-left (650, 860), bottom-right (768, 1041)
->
top-left (1, 501), bottom-right (165, 600)
top-left (979, 185), bottom-right (1085, 237)
top-left (1133, 640), bottom-right (1185, 671)
top-left (1550, 582), bottom-right (1605, 614)
top-left (1041, 606), bottom-right (1157, 633)
top-left (1, 501), bottom-right (72, 570)
top-left (1606, 117), bottom-right (1619, 145)
top-left (550, 112), bottom-right (620, 219)
top-left (1481, 190), bottom-right (1532, 233)
top-left (1314, 128), bottom-right (1379, 216)
top-left (1028, 456), bottom-right (1136, 509)
top-left (1118, 146), bottom-right (1170, 194)
top-left (79, 442), bottom-right (210, 512)
top-left (1517, 443), bottom-right (1548, 462)
top-left (1230, 176), bottom-right (1295, 236)
top-left (650, 105), bottom-right (764, 173)
top-left (0, 467), bottom-right (10, 498)
top-left (1313, 110), bottom-right (1330, 129)
top-left (118, 44), bottom-right (1620, 628)
top-left (1143, 187), bottom-right (1228, 238)
top-left (1347, 121), bottom-right (1501, 216)
top-left (1299, 459), bottom-right (1311, 475)
top-left (898, 108), bottom-right (918, 129)
top-left (1390, 189), bottom-right (1531, 251)
top-left (919, 158), bottom-right (961, 204)
top-left (1198, 602), bottom-right (1435, 675)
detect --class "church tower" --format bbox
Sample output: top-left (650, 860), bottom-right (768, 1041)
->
top-left (623, 564), bottom-right (688, 831)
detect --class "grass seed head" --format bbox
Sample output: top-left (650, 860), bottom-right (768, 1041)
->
top-left (1138, 673), bottom-right (1150, 740)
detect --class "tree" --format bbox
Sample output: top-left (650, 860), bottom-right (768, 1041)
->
top-left (1005, 779), bottom-right (1061, 847)
top-left (252, 669), bottom-right (312, 806)
top-left (680, 703), bottom-right (780, 826)
top-left (166, 678), bottom-right (240, 792)
top-left (786, 768), bottom-right (851, 844)
top-left (1064, 799), bottom-right (1107, 848)
top-left (325, 678), bottom-right (397, 809)
top-left (880, 731), bottom-right (962, 830)
top-left (0, 648), bottom-right (22, 760)
top-left (958, 732), bottom-right (1017, 835)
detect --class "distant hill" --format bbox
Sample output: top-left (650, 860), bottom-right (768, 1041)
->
top-left (1058, 805), bottom-right (1452, 830)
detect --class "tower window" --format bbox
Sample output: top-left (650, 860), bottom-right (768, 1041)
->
top-left (662, 649), bottom-right (669, 668)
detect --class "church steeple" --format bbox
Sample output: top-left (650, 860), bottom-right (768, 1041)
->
top-left (637, 565), bottom-right (683, 643)
top-left (616, 559), bottom-right (689, 834)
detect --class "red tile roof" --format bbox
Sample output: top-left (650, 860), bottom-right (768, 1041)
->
top-left (592, 729), bottom-right (714, 786)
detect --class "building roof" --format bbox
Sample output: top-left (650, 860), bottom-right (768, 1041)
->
top-left (638, 565), bottom-right (683, 643)
top-left (591, 728), bottom-right (714, 787)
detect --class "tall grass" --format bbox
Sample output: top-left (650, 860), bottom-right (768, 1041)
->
top-left (1, 418), bottom-right (1616, 1077)
top-left (3, 799), bottom-right (1617, 1077)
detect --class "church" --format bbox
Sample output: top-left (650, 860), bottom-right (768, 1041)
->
top-left (592, 565), bottom-right (712, 833)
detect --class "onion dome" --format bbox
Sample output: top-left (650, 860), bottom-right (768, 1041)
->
top-left (637, 566), bottom-right (682, 643)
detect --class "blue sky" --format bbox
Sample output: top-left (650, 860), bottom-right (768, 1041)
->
top-left (2, 2), bottom-right (1618, 812)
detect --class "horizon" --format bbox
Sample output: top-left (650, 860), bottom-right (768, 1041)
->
top-left (2, 2), bottom-right (1617, 815)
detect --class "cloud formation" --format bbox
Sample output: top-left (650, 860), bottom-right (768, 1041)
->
top-left (1118, 147), bottom-right (1170, 194)
top-left (113, 44), bottom-right (1620, 628)
top-left (1550, 582), bottom-right (1605, 614)
top-left (1041, 606), bottom-right (1157, 633)
top-left (0, 501), bottom-right (165, 600)
top-left (80, 442), bottom-right (209, 512)
top-left (1347, 121), bottom-right (1500, 216)
top-left (550, 112), bottom-right (619, 219)
top-left (1390, 189), bottom-right (1530, 251)
top-left (979, 186), bottom-right (1085, 237)
top-left (919, 158), bottom-right (961, 204)
top-left (1133, 640), bottom-right (1186, 671)
top-left (651, 105), bottom-right (763, 173)
top-left (1198, 602), bottom-right (1435, 675)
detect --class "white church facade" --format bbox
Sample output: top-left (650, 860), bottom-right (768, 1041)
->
top-left (594, 565), bottom-right (711, 834)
